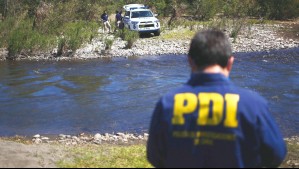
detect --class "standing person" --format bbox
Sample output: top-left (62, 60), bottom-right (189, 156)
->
top-left (147, 30), bottom-right (287, 168)
top-left (101, 10), bottom-right (111, 34)
top-left (115, 10), bottom-right (123, 32)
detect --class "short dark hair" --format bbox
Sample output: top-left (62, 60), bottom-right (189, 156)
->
top-left (188, 30), bottom-right (232, 68)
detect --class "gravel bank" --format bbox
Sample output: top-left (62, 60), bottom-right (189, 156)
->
top-left (0, 23), bottom-right (298, 61)
top-left (74, 24), bottom-right (299, 60)
top-left (31, 133), bottom-right (149, 146)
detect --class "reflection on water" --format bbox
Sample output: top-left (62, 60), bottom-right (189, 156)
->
top-left (0, 48), bottom-right (298, 137)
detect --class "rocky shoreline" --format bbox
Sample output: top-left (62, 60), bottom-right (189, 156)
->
top-left (30, 133), bottom-right (149, 146)
top-left (13, 133), bottom-right (299, 147)
top-left (0, 23), bottom-right (298, 61)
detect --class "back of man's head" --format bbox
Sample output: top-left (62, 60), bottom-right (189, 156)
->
top-left (188, 30), bottom-right (232, 69)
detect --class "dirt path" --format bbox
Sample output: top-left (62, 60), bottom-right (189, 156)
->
top-left (0, 141), bottom-right (65, 168)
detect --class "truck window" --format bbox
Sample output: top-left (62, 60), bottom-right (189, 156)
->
top-left (125, 11), bottom-right (130, 17)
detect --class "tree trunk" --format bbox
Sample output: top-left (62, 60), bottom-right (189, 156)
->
top-left (4, 0), bottom-right (8, 18)
top-left (167, 0), bottom-right (177, 26)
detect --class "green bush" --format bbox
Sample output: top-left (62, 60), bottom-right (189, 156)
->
top-left (116, 28), bottom-right (139, 49)
top-left (57, 21), bottom-right (98, 55)
top-left (4, 19), bottom-right (55, 59)
top-left (104, 38), bottom-right (114, 50)
top-left (191, 0), bottom-right (219, 21)
top-left (124, 30), bottom-right (139, 49)
top-left (256, 0), bottom-right (299, 20)
top-left (1, 16), bottom-right (99, 58)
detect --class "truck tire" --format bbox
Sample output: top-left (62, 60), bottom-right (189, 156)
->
top-left (154, 30), bottom-right (161, 36)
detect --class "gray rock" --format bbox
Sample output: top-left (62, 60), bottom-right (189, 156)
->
top-left (33, 134), bottom-right (41, 138)
top-left (33, 138), bottom-right (42, 144)
top-left (94, 133), bottom-right (102, 140)
top-left (41, 137), bottom-right (50, 140)
top-left (59, 134), bottom-right (66, 139)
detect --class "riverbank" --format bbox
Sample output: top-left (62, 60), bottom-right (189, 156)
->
top-left (0, 134), bottom-right (298, 168)
top-left (0, 22), bottom-right (298, 61)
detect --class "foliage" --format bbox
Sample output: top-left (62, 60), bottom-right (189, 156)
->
top-left (230, 19), bottom-right (247, 43)
top-left (256, 0), bottom-right (299, 20)
top-left (0, 17), bottom-right (56, 59)
top-left (116, 28), bottom-right (139, 49)
top-left (0, 0), bottom-right (298, 58)
top-left (104, 38), bottom-right (114, 50)
top-left (60, 21), bottom-right (98, 55)
top-left (0, 1), bottom-right (100, 58)
top-left (189, 0), bottom-right (219, 21)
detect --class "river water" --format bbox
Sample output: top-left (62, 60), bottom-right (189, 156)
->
top-left (0, 48), bottom-right (298, 137)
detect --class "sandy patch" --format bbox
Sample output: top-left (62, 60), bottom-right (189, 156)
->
top-left (0, 141), bottom-right (65, 168)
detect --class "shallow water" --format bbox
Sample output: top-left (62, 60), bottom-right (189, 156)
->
top-left (0, 48), bottom-right (298, 137)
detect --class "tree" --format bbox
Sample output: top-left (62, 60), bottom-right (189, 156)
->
top-left (187, 0), bottom-right (219, 20)
top-left (256, 0), bottom-right (299, 20)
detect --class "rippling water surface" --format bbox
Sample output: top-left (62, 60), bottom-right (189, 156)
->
top-left (0, 48), bottom-right (298, 137)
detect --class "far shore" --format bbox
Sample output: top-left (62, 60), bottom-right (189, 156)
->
top-left (0, 21), bottom-right (298, 61)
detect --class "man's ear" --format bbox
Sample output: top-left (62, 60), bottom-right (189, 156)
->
top-left (227, 56), bottom-right (235, 72)
top-left (188, 56), bottom-right (197, 72)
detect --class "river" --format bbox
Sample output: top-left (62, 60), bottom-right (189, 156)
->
top-left (0, 48), bottom-right (298, 137)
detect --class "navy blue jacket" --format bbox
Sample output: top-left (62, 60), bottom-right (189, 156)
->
top-left (147, 73), bottom-right (287, 168)
top-left (116, 13), bottom-right (122, 21)
top-left (101, 13), bottom-right (109, 22)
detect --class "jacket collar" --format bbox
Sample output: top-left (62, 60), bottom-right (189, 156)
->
top-left (187, 73), bottom-right (231, 86)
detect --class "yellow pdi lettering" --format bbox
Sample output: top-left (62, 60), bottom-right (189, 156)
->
top-left (172, 93), bottom-right (198, 125)
top-left (172, 92), bottom-right (240, 128)
top-left (224, 94), bottom-right (240, 128)
top-left (198, 93), bottom-right (224, 126)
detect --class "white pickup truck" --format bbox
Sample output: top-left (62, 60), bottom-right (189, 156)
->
top-left (123, 4), bottom-right (161, 36)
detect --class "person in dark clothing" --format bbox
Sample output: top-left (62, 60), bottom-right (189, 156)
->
top-left (147, 30), bottom-right (287, 168)
top-left (115, 10), bottom-right (123, 32)
top-left (101, 10), bottom-right (111, 33)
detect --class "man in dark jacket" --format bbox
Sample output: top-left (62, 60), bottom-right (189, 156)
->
top-left (115, 10), bottom-right (123, 32)
top-left (101, 10), bottom-right (111, 33)
top-left (147, 30), bottom-right (287, 168)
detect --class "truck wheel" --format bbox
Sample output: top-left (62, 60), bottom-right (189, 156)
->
top-left (154, 30), bottom-right (161, 36)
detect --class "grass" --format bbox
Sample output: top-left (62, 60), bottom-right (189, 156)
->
top-left (58, 144), bottom-right (153, 168)
top-left (157, 17), bottom-right (287, 42)
top-left (159, 28), bottom-right (197, 40)
top-left (0, 136), bottom-right (32, 145)
top-left (56, 140), bottom-right (299, 168)
top-left (281, 140), bottom-right (299, 168)
top-left (0, 136), bottom-right (298, 168)
top-left (247, 18), bottom-right (276, 25)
